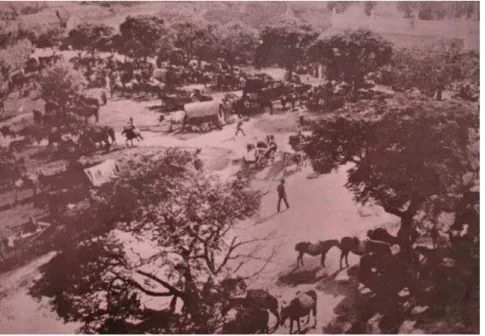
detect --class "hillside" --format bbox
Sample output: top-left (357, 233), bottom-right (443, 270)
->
top-left (2, 2), bottom-right (478, 35)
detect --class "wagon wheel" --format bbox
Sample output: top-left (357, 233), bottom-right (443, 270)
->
top-left (200, 123), bottom-right (209, 133)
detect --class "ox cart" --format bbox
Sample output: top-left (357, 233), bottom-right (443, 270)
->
top-left (160, 89), bottom-right (194, 112)
top-left (183, 100), bottom-right (227, 132)
top-left (236, 78), bottom-right (288, 115)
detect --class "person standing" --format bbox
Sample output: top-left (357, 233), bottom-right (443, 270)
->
top-left (235, 115), bottom-right (246, 137)
top-left (298, 109), bottom-right (304, 126)
top-left (277, 179), bottom-right (289, 212)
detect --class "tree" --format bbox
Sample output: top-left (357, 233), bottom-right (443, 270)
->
top-left (119, 15), bottom-right (166, 60)
top-left (38, 61), bottom-right (86, 115)
top-left (30, 149), bottom-right (274, 333)
top-left (397, 2), bottom-right (479, 20)
top-left (217, 24), bottom-right (259, 68)
top-left (0, 38), bottom-right (33, 78)
top-left (303, 97), bottom-right (478, 254)
top-left (66, 23), bottom-right (116, 57)
top-left (307, 29), bottom-right (393, 94)
top-left (34, 26), bottom-right (66, 49)
top-left (255, 24), bottom-right (318, 76)
top-left (171, 22), bottom-right (220, 64)
top-left (390, 39), bottom-right (474, 100)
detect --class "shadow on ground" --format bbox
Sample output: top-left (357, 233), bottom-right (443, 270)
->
top-left (277, 265), bottom-right (328, 287)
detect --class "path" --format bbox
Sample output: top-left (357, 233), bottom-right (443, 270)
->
top-left (0, 95), bottom-right (401, 334)
top-left (0, 161), bottom-right (398, 334)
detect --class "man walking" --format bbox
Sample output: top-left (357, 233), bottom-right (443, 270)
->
top-left (277, 179), bottom-right (289, 212)
top-left (235, 115), bottom-right (246, 137)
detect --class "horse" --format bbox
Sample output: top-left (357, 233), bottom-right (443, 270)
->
top-left (295, 239), bottom-right (340, 267)
top-left (246, 289), bottom-right (280, 328)
top-left (367, 228), bottom-right (400, 246)
top-left (82, 125), bottom-right (115, 151)
top-left (223, 306), bottom-right (269, 334)
top-left (280, 290), bottom-right (317, 334)
top-left (78, 103), bottom-right (99, 123)
top-left (33, 109), bottom-right (43, 125)
top-left (339, 237), bottom-right (392, 269)
top-left (223, 289), bottom-right (280, 330)
top-left (122, 126), bottom-right (143, 147)
top-left (0, 125), bottom-right (16, 139)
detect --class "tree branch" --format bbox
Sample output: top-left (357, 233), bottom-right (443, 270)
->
top-left (136, 270), bottom-right (184, 297)
top-left (214, 237), bottom-right (237, 274)
top-left (382, 204), bottom-right (404, 218)
top-left (110, 272), bottom-right (173, 297)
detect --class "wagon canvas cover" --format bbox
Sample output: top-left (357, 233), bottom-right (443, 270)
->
top-left (153, 68), bottom-right (168, 82)
top-left (83, 159), bottom-right (120, 187)
top-left (184, 100), bottom-right (222, 119)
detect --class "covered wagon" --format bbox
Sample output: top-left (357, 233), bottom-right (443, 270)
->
top-left (153, 68), bottom-right (168, 83)
top-left (183, 100), bottom-right (227, 132)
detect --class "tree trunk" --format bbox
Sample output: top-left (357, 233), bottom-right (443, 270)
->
top-left (435, 86), bottom-right (443, 101)
top-left (397, 215), bottom-right (415, 259)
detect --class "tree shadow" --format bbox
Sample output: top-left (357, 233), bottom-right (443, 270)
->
top-left (131, 94), bottom-right (157, 102)
top-left (254, 211), bottom-right (281, 225)
top-left (319, 264), bottom-right (422, 334)
top-left (276, 265), bottom-right (328, 287)
top-left (316, 266), bottom-right (360, 298)
top-left (147, 105), bottom-right (166, 113)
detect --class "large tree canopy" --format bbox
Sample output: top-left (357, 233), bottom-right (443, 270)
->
top-left (119, 15), bottom-right (166, 59)
top-left (303, 96), bottom-right (478, 249)
top-left (170, 22), bottom-right (220, 63)
top-left (388, 39), bottom-right (478, 100)
top-left (216, 24), bottom-right (259, 67)
top-left (255, 24), bottom-right (318, 73)
top-left (30, 149), bottom-right (270, 333)
top-left (66, 23), bottom-right (116, 56)
top-left (38, 61), bottom-right (86, 114)
top-left (307, 29), bottom-right (393, 92)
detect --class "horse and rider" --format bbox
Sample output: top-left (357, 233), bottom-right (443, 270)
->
top-left (122, 117), bottom-right (144, 147)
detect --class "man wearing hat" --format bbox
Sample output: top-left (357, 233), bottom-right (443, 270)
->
top-left (277, 178), bottom-right (290, 212)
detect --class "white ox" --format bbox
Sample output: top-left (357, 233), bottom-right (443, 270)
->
top-left (159, 110), bottom-right (186, 132)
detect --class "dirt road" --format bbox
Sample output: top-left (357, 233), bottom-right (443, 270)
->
top-left (0, 100), bottom-right (400, 334)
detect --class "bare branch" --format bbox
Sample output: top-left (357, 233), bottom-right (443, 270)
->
top-left (136, 270), bottom-right (183, 297)
top-left (214, 237), bottom-right (237, 274)
top-left (110, 272), bottom-right (173, 297)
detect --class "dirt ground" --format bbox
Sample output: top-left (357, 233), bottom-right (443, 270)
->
top-left (0, 80), bottom-right (399, 333)
top-left (0, 64), bottom-right (455, 334)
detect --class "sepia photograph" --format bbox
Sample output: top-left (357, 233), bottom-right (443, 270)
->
top-left (0, 1), bottom-right (479, 334)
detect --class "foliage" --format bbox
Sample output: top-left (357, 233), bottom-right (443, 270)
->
top-left (304, 97), bottom-right (478, 245)
top-left (119, 15), bottom-right (166, 59)
top-left (397, 2), bottom-right (479, 20)
top-left (33, 26), bottom-right (66, 48)
top-left (66, 23), bottom-right (115, 55)
top-left (216, 24), bottom-right (259, 67)
top-left (388, 39), bottom-right (477, 98)
top-left (30, 149), bottom-right (268, 333)
top-left (255, 24), bottom-right (318, 72)
top-left (307, 29), bottom-right (393, 92)
top-left (0, 38), bottom-right (33, 76)
top-left (170, 22), bottom-right (220, 63)
top-left (38, 61), bottom-right (86, 113)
